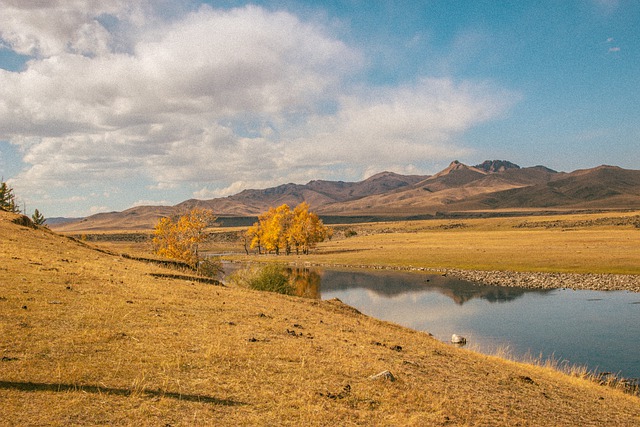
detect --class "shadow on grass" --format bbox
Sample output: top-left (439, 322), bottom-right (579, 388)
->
top-left (0, 381), bottom-right (245, 406)
top-left (148, 272), bottom-right (223, 285)
top-left (317, 248), bottom-right (371, 255)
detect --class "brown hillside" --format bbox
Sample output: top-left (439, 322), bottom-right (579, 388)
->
top-left (52, 205), bottom-right (177, 233)
top-left (472, 166), bottom-right (640, 210)
top-left (317, 164), bottom-right (558, 216)
top-left (418, 160), bottom-right (487, 192)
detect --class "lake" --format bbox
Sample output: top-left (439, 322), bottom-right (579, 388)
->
top-left (223, 264), bottom-right (640, 380)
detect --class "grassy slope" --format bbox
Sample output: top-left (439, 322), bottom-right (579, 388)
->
top-left (2, 211), bottom-right (639, 426)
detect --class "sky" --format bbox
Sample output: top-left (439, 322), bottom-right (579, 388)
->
top-left (0, 0), bottom-right (638, 217)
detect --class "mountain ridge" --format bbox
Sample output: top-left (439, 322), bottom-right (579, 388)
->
top-left (50, 161), bottom-right (640, 231)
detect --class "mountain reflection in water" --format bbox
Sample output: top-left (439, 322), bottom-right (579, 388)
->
top-left (222, 263), bottom-right (550, 304)
top-left (316, 269), bottom-right (551, 304)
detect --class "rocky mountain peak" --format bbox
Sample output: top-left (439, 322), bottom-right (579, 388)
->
top-left (430, 160), bottom-right (483, 179)
top-left (474, 160), bottom-right (521, 173)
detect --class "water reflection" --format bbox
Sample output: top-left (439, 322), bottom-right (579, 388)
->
top-left (316, 268), bottom-right (640, 380)
top-left (317, 269), bottom-right (552, 305)
top-left (288, 267), bottom-right (321, 299)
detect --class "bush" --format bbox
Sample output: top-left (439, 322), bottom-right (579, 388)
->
top-left (344, 229), bottom-right (358, 238)
top-left (228, 264), bottom-right (294, 295)
top-left (249, 264), bottom-right (294, 295)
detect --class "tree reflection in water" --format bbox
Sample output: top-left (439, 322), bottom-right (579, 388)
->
top-left (287, 267), bottom-right (322, 299)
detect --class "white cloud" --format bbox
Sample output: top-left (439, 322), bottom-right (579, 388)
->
top-left (0, 2), bottom-right (519, 209)
top-left (0, 0), bottom-right (149, 57)
top-left (283, 78), bottom-right (517, 174)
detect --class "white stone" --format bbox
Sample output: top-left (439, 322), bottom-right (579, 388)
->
top-left (369, 370), bottom-right (396, 382)
top-left (451, 334), bottom-right (467, 344)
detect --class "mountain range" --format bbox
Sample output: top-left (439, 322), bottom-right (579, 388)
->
top-left (51, 160), bottom-right (640, 231)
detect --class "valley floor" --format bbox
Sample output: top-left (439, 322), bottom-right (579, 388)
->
top-left (2, 210), bottom-right (640, 425)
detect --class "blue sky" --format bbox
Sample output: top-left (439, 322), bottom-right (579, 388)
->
top-left (0, 0), bottom-right (638, 217)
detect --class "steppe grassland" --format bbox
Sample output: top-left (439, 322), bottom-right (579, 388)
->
top-left (71, 211), bottom-right (640, 275)
top-left (228, 211), bottom-right (640, 275)
top-left (2, 210), bottom-right (640, 426)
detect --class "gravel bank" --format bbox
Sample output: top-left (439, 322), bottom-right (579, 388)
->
top-left (290, 262), bottom-right (640, 293)
top-left (443, 269), bottom-right (640, 293)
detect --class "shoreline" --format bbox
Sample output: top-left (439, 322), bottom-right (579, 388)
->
top-left (285, 261), bottom-right (640, 293)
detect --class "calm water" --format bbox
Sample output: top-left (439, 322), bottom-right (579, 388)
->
top-left (222, 263), bottom-right (640, 379)
top-left (317, 268), bottom-right (640, 379)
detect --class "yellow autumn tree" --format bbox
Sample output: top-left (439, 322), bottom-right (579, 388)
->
top-left (246, 202), bottom-right (330, 255)
top-left (288, 202), bottom-right (331, 255)
top-left (257, 204), bottom-right (292, 255)
top-left (153, 208), bottom-right (216, 267)
top-left (245, 222), bottom-right (262, 254)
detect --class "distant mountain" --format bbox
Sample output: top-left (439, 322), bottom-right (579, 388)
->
top-left (176, 171), bottom-right (426, 216)
top-left (51, 161), bottom-right (640, 231)
top-left (474, 160), bottom-right (521, 173)
top-left (44, 217), bottom-right (82, 226)
top-left (472, 165), bottom-right (640, 209)
top-left (317, 161), bottom-right (560, 216)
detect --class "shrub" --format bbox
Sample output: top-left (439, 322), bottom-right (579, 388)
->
top-left (249, 264), bottom-right (294, 295)
top-left (227, 264), bottom-right (294, 295)
top-left (31, 209), bottom-right (46, 226)
top-left (344, 229), bottom-right (358, 238)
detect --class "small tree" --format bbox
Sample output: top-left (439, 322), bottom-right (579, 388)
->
top-left (0, 180), bottom-right (20, 213)
top-left (153, 208), bottom-right (217, 268)
top-left (246, 222), bottom-right (262, 254)
top-left (31, 209), bottom-right (46, 226)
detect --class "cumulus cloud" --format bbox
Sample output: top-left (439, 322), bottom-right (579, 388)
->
top-left (0, 2), bottom-right (518, 210)
top-left (283, 78), bottom-right (517, 172)
top-left (0, 0), bottom-right (150, 57)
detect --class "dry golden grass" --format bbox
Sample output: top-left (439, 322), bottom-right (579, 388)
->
top-left (253, 211), bottom-right (640, 275)
top-left (70, 211), bottom-right (640, 275)
top-left (3, 210), bottom-right (640, 426)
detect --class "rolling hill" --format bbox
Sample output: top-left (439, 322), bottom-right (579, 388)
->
top-left (51, 161), bottom-right (640, 231)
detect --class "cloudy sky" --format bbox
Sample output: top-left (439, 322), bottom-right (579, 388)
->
top-left (1, 0), bottom-right (638, 217)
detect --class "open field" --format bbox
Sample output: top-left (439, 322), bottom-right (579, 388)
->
top-left (294, 212), bottom-right (640, 275)
top-left (65, 211), bottom-right (640, 291)
top-left (70, 211), bottom-right (640, 275)
top-left (2, 210), bottom-right (640, 425)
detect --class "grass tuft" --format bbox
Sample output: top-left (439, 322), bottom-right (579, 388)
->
top-left (486, 345), bottom-right (640, 397)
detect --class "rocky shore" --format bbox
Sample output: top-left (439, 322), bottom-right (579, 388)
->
top-left (443, 268), bottom-right (640, 293)
top-left (290, 261), bottom-right (640, 293)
